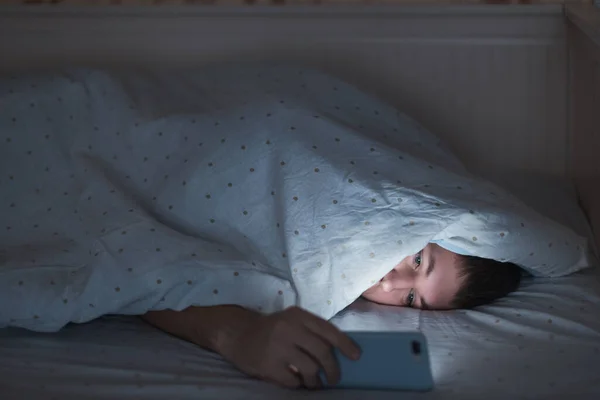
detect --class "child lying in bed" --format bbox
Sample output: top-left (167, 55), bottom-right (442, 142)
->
top-left (3, 66), bottom-right (584, 391)
top-left (142, 243), bottom-right (521, 389)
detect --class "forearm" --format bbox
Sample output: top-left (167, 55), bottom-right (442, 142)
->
top-left (140, 305), bottom-right (258, 355)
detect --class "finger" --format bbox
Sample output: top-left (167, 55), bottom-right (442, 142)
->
top-left (301, 313), bottom-right (361, 360)
top-left (266, 369), bottom-right (303, 390)
top-left (288, 350), bottom-right (322, 390)
top-left (294, 330), bottom-right (340, 385)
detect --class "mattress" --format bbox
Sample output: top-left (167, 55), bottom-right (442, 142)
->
top-left (1, 262), bottom-right (600, 400)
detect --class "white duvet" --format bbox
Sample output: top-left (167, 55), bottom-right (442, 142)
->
top-left (0, 65), bottom-right (593, 332)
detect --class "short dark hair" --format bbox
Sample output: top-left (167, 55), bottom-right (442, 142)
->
top-left (451, 255), bottom-right (522, 309)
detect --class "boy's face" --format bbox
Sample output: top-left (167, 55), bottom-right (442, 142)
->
top-left (361, 243), bottom-right (465, 310)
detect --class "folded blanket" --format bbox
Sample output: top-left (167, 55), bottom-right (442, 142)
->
top-left (0, 65), bottom-right (592, 332)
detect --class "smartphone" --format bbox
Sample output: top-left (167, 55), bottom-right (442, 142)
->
top-left (320, 331), bottom-right (434, 391)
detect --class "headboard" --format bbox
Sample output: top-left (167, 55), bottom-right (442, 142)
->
top-left (0, 5), bottom-right (570, 177)
top-left (0, 4), bottom-right (597, 251)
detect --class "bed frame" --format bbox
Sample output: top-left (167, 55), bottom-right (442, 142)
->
top-left (0, 3), bottom-right (598, 252)
top-left (567, 5), bottom-right (600, 256)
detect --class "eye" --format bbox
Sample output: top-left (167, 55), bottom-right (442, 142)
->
top-left (406, 288), bottom-right (415, 307)
top-left (414, 252), bottom-right (422, 269)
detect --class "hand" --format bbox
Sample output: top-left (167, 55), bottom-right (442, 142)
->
top-left (219, 306), bottom-right (361, 389)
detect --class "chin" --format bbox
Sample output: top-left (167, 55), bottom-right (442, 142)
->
top-left (360, 287), bottom-right (378, 299)
top-left (361, 291), bottom-right (386, 305)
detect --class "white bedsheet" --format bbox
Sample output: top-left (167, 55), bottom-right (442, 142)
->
top-left (0, 65), bottom-right (593, 332)
top-left (1, 267), bottom-right (599, 400)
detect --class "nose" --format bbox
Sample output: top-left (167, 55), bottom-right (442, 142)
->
top-left (380, 265), bottom-right (414, 292)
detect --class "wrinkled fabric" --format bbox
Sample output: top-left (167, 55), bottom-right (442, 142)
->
top-left (0, 65), bottom-right (592, 332)
top-left (2, 266), bottom-right (600, 400)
